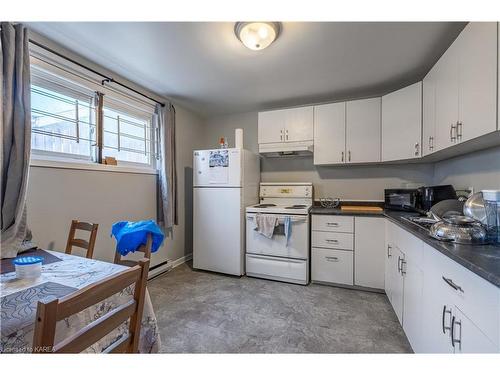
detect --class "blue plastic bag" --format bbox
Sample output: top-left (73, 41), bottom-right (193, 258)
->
top-left (111, 220), bottom-right (165, 256)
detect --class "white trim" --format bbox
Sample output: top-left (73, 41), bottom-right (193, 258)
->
top-left (30, 155), bottom-right (158, 175)
top-left (147, 253), bottom-right (192, 280)
top-left (170, 253), bottom-right (193, 269)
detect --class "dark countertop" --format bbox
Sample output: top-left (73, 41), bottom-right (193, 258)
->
top-left (311, 206), bottom-right (500, 288)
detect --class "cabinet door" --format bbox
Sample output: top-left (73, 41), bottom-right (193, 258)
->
top-left (381, 82), bottom-right (422, 161)
top-left (434, 42), bottom-right (459, 152)
top-left (457, 22), bottom-right (497, 142)
top-left (284, 106), bottom-right (313, 142)
top-left (346, 98), bottom-right (381, 163)
top-left (391, 248), bottom-right (405, 325)
top-left (452, 308), bottom-right (498, 353)
top-left (384, 221), bottom-right (399, 303)
top-left (258, 110), bottom-right (285, 144)
top-left (313, 102), bottom-right (346, 165)
top-left (402, 257), bottom-right (424, 352)
top-left (423, 67), bottom-right (437, 156)
top-left (354, 217), bottom-right (385, 289)
top-left (421, 243), bottom-right (455, 353)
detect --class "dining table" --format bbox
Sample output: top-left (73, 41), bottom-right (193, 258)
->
top-left (0, 250), bottom-right (161, 353)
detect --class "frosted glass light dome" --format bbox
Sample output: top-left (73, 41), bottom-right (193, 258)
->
top-left (234, 22), bottom-right (281, 51)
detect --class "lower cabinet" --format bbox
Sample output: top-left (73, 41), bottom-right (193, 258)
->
top-left (311, 248), bottom-right (353, 285)
top-left (311, 215), bottom-right (385, 290)
top-left (421, 242), bottom-right (499, 353)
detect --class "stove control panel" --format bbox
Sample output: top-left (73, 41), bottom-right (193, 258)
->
top-left (260, 183), bottom-right (313, 198)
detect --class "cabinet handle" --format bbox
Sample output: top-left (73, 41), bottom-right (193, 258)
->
top-left (451, 316), bottom-right (462, 349)
top-left (387, 244), bottom-right (392, 258)
top-left (348, 150), bottom-right (351, 162)
top-left (341, 151), bottom-right (344, 162)
top-left (285, 129), bottom-right (289, 141)
top-left (457, 121), bottom-right (462, 141)
top-left (325, 239), bottom-right (339, 243)
top-left (442, 305), bottom-right (452, 334)
top-left (280, 129), bottom-right (283, 141)
top-left (450, 123), bottom-right (456, 142)
top-left (414, 142), bottom-right (419, 156)
top-left (397, 256), bottom-right (402, 273)
top-left (442, 276), bottom-right (464, 293)
top-left (325, 256), bottom-right (339, 262)
top-left (326, 222), bottom-right (339, 226)
top-left (429, 136), bottom-right (434, 151)
top-left (400, 259), bottom-right (407, 275)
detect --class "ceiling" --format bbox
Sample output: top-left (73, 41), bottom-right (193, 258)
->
top-left (29, 22), bottom-right (466, 118)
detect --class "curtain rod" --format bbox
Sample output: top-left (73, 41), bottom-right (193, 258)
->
top-left (29, 39), bottom-right (166, 108)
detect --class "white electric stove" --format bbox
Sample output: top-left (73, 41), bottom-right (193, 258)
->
top-left (245, 182), bottom-right (313, 285)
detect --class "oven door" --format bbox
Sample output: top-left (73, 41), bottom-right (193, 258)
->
top-left (246, 213), bottom-right (309, 259)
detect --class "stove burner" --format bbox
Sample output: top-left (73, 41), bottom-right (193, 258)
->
top-left (285, 205), bottom-right (307, 209)
top-left (254, 204), bottom-right (277, 208)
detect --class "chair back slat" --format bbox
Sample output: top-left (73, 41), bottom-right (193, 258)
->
top-left (56, 266), bottom-right (141, 320)
top-left (33, 258), bottom-right (149, 354)
top-left (54, 300), bottom-right (137, 353)
top-left (65, 220), bottom-right (99, 259)
top-left (104, 334), bottom-right (132, 353)
top-left (74, 221), bottom-right (96, 231)
top-left (70, 239), bottom-right (90, 250)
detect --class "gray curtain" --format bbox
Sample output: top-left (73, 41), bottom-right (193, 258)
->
top-left (1, 23), bottom-right (31, 259)
top-left (156, 102), bottom-right (177, 236)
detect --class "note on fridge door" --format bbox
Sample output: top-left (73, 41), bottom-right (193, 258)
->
top-left (209, 150), bottom-right (229, 183)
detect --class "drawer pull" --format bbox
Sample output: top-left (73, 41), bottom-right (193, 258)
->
top-left (325, 256), bottom-right (339, 262)
top-left (326, 222), bottom-right (339, 226)
top-left (325, 239), bottom-right (339, 243)
top-left (442, 277), bottom-right (464, 293)
top-left (387, 244), bottom-right (392, 258)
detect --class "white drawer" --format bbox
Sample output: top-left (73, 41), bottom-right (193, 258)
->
top-left (246, 254), bottom-right (308, 285)
top-left (312, 215), bottom-right (354, 233)
top-left (312, 231), bottom-right (354, 250)
top-left (312, 248), bottom-right (353, 285)
top-left (425, 245), bottom-right (500, 347)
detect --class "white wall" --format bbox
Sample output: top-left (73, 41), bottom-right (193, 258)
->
top-left (27, 104), bottom-right (204, 266)
top-left (433, 146), bottom-right (500, 192)
top-left (203, 111), bottom-right (434, 200)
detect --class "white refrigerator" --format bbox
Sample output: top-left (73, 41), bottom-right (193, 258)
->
top-left (193, 148), bottom-right (260, 276)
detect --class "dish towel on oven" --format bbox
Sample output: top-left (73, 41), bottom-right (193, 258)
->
top-left (284, 216), bottom-right (292, 246)
top-left (253, 214), bottom-right (279, 238)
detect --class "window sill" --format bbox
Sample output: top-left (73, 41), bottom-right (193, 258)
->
top-left (30, 156), bottom-right (158, 175)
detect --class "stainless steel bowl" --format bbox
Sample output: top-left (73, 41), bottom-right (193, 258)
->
top-left (429, 215), bottom-right (488, 244)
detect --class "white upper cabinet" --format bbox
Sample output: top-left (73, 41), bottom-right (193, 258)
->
top-left (457, 22), bottom-right (497, 142)
top-left (258, 110), bottom-right (286, 144)
top-left (423, 22), bottom-right (497, 154)
top-left (313, 102), bottom-right (346, 164)
top-left (284, 106), bottom-right (314, 142)
top-left (422, 67), bottom-right (437, 156)
top-left (346, 98), bottom-right (381, 163)
top-left (382, 82), bottom-right (422, 161)
top-left (258, 106), bottom-right (313, 145)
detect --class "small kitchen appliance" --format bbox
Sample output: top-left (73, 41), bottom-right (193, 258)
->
top-left (482, 190), bottom-right (500, 244)
top-left (245, 183), bottom-right (313, 285)
top-left (384, 188), bottom-right (419, 211)
top-left (418, 185), bottom-right (458, 211)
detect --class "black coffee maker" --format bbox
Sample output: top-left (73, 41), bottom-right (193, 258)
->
top-left (417, 185), bottom-right (458, 211)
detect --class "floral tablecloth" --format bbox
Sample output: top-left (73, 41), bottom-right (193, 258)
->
top-left (0, 251), bottom-right (160, 353)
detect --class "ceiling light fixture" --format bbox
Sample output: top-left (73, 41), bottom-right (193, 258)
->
top-left (234, 22), bottom-right (281, 51)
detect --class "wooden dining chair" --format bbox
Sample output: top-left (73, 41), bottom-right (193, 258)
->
top-left (113, 233), bottom-right (152, 267)
top-left (32, 258), bottom-right (150, 354)
top-left (65, 220), bottom-right (99, 259)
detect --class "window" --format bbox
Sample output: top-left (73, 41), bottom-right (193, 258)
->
top-left (29, 52), bottom-right (157, 170)
top-left (31, 84), bottom-right (96, 161)
top-left (102, 105), bottom-right (152, 165)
